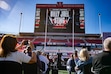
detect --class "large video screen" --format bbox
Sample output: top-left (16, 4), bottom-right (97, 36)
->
top-left (35, 7), bottom-right (85, 33)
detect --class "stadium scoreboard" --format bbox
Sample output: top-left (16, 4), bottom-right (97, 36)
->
top-left (34, 2), bottom-right (85, 34)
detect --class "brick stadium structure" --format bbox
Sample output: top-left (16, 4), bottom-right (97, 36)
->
top-left (0, 2), bottom-right (102, 56)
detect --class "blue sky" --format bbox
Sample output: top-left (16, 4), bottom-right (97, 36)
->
top-left (0, 0), bottom-right (111, 34)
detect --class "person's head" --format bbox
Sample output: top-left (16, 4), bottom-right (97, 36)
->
top-left (74, 50), bottom-right (78, 57)
top-left (0, 34), bottom-right (17, 57)
top-left (70, 54), bottom-right (74, 59)
top-left (36, 51), bottom-right (42, 56)
top-left (79, 48), bottom-right (90, 61)
top-left (103, 37), bottom-right (111, 51)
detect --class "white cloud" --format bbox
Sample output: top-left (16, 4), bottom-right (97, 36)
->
top-left (0, 1), bottom-right (11, 11)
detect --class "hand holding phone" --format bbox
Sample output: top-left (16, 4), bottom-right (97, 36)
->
top-left (24, 40), bottom-right (28, 45)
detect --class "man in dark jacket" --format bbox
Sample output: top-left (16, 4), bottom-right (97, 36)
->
top-left (92, 37), bottom-right (111, 74)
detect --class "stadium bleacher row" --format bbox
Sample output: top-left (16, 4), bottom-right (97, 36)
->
top-left (0, 36), bottom-right (102, 46)
top-left (15, 37), bottom-right (102, 45)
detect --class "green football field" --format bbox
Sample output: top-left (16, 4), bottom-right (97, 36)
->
top-left (50, 70), bottom-right (75, 74)
top-left (50, 70), bottom-right (68, 74)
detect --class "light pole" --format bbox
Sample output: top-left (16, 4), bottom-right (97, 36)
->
top-left (19, 13), bottom-right (23, 34)
top-left (98, 13), bottom-right (103, 48)
top-left (98, 13), bottom-right (102, 37)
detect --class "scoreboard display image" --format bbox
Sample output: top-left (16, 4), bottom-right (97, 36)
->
top-left (34, 2), bottom-right (85, 34)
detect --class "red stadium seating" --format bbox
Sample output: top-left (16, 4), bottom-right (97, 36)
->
top-left (33, 38), bottom-right (49, 44)
top-left (86, 39), bottom-right (102, 44)
top-left (50, 39), bottom-right (68, 43)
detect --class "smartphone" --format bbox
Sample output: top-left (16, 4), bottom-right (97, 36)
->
top-left (24, 40), bottom-right (28, 45)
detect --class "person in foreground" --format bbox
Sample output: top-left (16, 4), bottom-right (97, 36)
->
top-left (66, 54), bottom-right (76, 74)
top-left (36, 51), bottom-right (49, 74)
top-left (92, 37), bottom-right (111, 74)
top-left (75, 48), bottom-right (93, 74)
top-left (0, 34), bottom-right (37, 64)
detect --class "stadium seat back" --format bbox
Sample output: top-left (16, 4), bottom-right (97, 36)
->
top-left (0, 61), bottom-right (22, 74)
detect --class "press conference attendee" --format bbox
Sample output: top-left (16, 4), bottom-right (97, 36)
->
top-left (37, 51), bottom-right (49, 74)
top-left (75, 48), bottom-right (93, 74)
top-left (0, 34), bottom-right (37, 64)
top-left (42, 52), bottom-right (50, 74)
top-left (66, 54), bottom-right (76, 74)
top-left (74, 50), bottom-right (79, 65)
top-left (92, 37), bottom-right (111, 74)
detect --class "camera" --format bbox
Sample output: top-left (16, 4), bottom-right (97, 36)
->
top-left (24, 40), bottom-right (29, 45)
